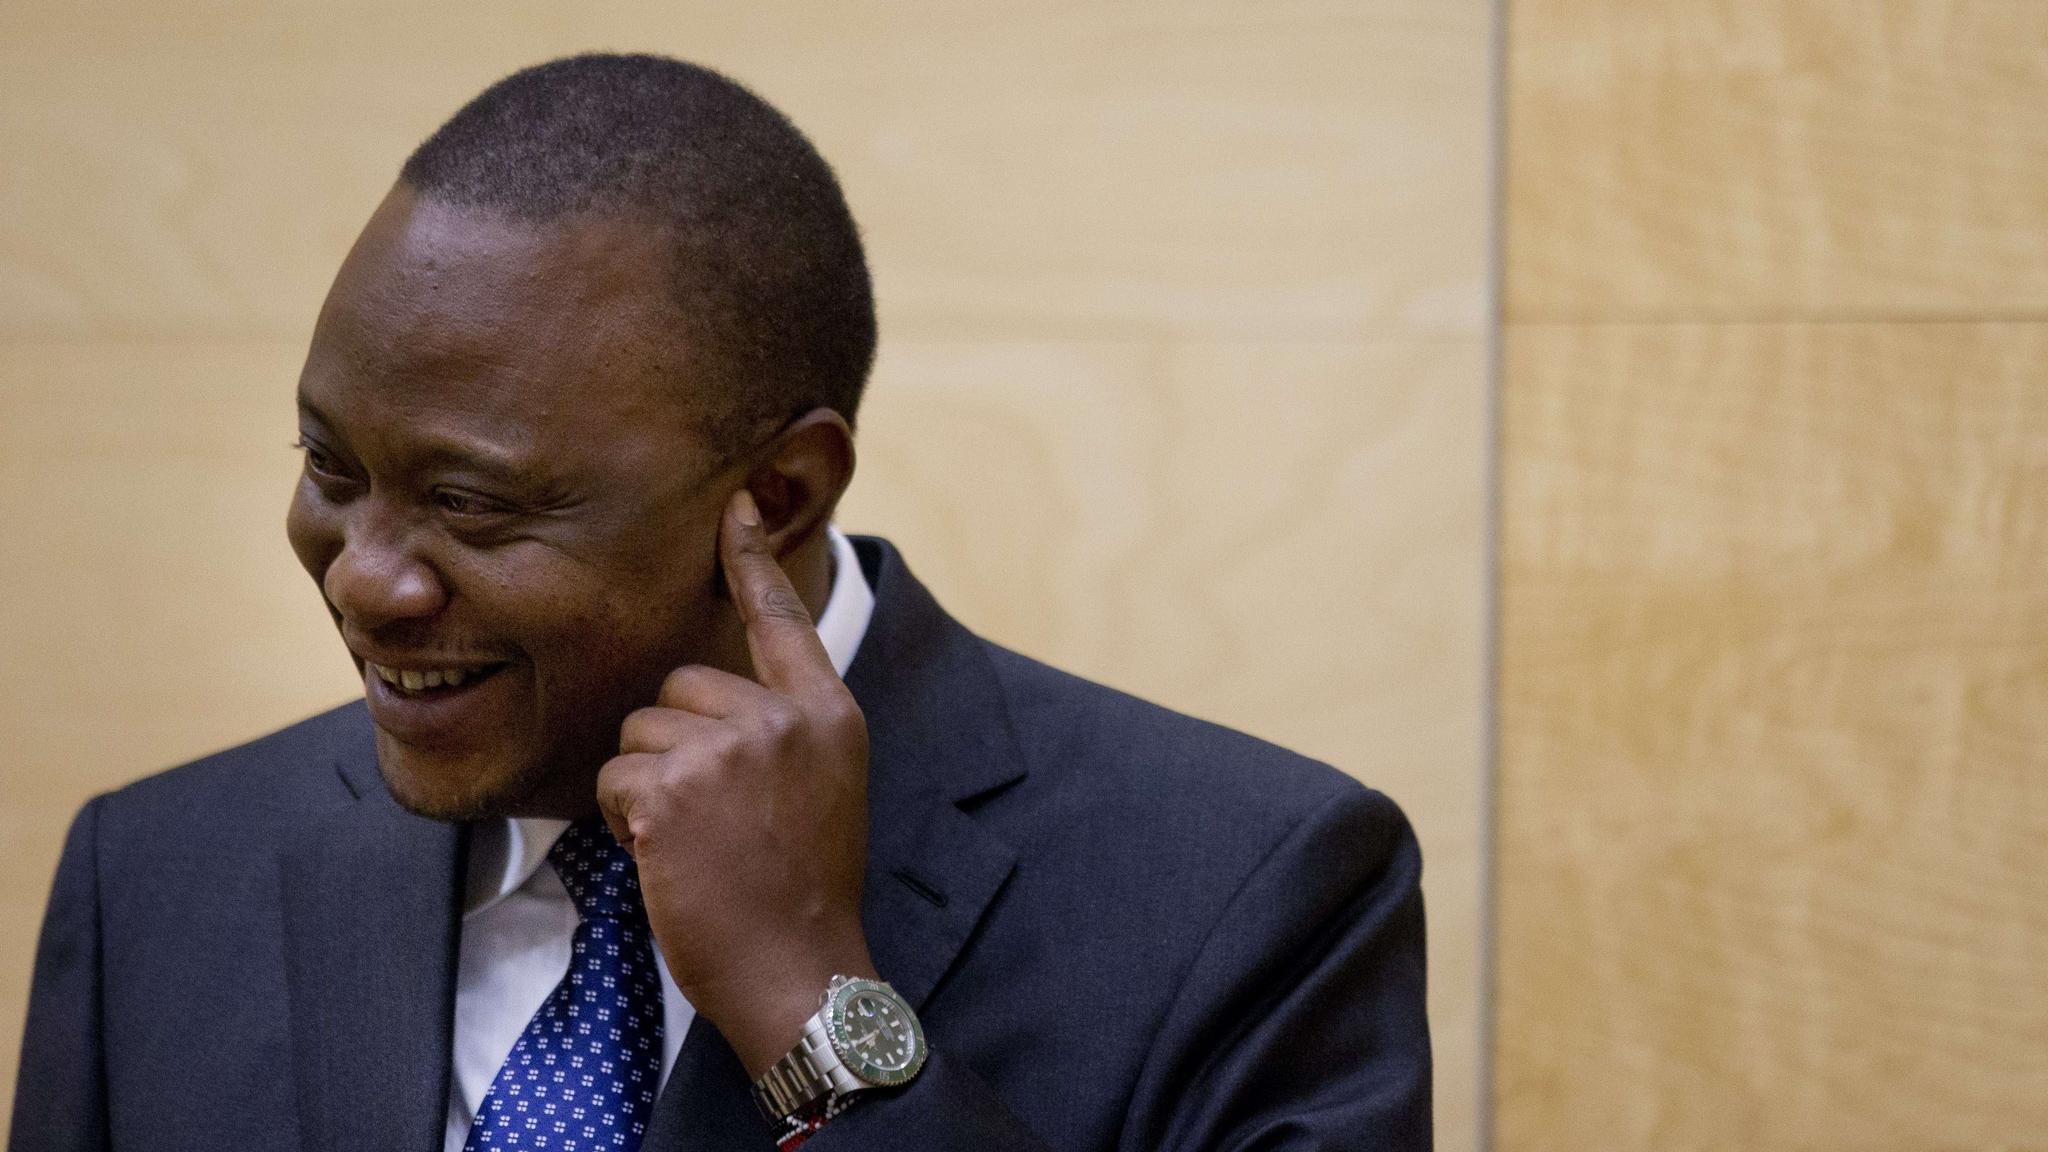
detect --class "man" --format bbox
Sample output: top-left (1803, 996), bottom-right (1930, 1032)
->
top-left (10, 53), bottom-right (1430, 1152)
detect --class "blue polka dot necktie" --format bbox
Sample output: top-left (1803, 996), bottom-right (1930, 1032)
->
top-left (464, 818), bottom-right (665, 1152)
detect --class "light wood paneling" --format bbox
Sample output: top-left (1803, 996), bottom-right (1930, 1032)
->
top-left (1506, 0), bottom-right (2048, 321)
top-left (1502, 1), bottom-right (2048, 1145)
top-left (1496, 321), bottom-right (2048, 1147)
top-left (0, 1), bottom-right (1490, 340)
top-left (0, 342), bottom-right (363, 762)
top-left (0, 3), bottom-right (1495, 1144)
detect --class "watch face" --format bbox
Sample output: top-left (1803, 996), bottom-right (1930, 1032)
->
top-left (825, 979), bottom-right (928, 1087)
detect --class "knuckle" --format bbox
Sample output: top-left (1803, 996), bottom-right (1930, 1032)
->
top-left (639, 762), bottom-right (701, 818)
top-left (618, 706), bottom-right (670, 752)
top-left (816, 693), bottom-right (866, 745)
top-left (702, 724), bottom-right (748, 763)
top-left (595, 754), bottom-right (642, 809)
top-left (625, 810), bottom-right (662, 852)
top-left (746, 709), bottom-right (801, 757)
top-left (658, 664), bottom-right (713, 706)
top-left (759, 699), bottom-right (802, 736)
top-left (618, 711), bottom-right (650, 752)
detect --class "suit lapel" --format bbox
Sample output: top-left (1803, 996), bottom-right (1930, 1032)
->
top-left (281, 732), bottom-right (464, 1152)
top-left (840, 536), bottom-right (1025, 1007)
top-left (640, 538), bottom-right (1024, 1150)
top-left (859, 753), bottom-right (1019, 1010)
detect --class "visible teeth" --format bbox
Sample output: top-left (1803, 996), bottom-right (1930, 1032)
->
top-left (369, 662), bottom-right (488, 693)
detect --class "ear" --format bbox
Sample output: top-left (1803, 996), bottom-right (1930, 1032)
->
top-left (743, 407), bottom-right (857, 559)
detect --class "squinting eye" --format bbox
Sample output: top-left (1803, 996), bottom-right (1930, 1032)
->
top-left (434, 489), bottom-right (503, 517)
top-left (293, 437), bottom-right (341, 477)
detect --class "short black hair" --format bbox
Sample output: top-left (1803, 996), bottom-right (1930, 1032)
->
top-left (400, 53), bottom-right (875, 450)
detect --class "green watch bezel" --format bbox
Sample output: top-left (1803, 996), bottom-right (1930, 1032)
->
top-left (822, 977), bottom-right (928, 1088)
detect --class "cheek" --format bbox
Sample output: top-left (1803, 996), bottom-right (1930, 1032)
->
top-left (541, 585), bottom-right (725, 710)
top-left (284, 484), bottom-right (337, 579)
top-left (517, 625), bottom-right (669, 762)
top-left (467, 525), bottom-right (725, 711)
top-left (498, 571), bottom-right (671, 697)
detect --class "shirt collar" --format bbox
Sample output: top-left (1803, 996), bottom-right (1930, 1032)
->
top-left (463, 525), bottom-right (876, 916)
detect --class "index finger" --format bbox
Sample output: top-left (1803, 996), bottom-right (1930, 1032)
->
top-left (718, 489), bottom-right (839, 696)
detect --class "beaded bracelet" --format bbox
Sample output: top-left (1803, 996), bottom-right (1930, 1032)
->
top-left (774, 1091), bottom-right (858, 1151)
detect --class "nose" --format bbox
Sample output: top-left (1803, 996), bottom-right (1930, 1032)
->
top-left (322, 507), bottom-right (449, 631)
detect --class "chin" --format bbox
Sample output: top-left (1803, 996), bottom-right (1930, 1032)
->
top-left (373, 733), bottom-right (539, 822)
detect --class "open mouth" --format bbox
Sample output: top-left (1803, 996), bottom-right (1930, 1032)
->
top-left (366, 661), bottom-right (512, 697)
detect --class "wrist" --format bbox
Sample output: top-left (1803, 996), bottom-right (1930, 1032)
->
top-left (683, 939), bottom-right (878, 1077)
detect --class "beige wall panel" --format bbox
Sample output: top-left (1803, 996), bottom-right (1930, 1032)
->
top-left (0, 0), bottom-right (1491, 341)
top-left (1, 2), bottom-right (1494, 1132)
top-left (1495, 321), bottom-right (2048, 1149)
top-left (1505, 0), bottom-right (2048, 320)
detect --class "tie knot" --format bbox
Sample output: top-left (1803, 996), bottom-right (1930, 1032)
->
top-left (547, 818), bottom-right (647, 923)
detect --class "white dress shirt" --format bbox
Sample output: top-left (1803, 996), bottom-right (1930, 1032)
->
top-left (443, 527), bottom-right (876, 1152)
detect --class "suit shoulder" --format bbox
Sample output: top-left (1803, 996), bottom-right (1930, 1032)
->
top-left (97, 699), bottom-right (369, 830)
top-left (978, 641), bottom-right (1389, 844)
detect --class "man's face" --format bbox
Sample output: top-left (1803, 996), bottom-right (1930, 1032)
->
top-left (287, 185), bottom-right (747, 820)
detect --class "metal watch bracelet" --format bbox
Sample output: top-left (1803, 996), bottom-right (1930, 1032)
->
top-left (752, 979), bottom-right (871, 1123)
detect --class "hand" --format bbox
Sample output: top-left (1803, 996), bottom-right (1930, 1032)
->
top-left (597, 490), bottom-right (877, 1078)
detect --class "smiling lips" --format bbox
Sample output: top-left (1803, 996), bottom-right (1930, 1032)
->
top-left (367, 661), bottom-right (509, 694)
top-left (359, 657), bottom-right (518, 749)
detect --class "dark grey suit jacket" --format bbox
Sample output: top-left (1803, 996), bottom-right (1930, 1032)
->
top-left (11, 537), bottom-right (1431, 1150)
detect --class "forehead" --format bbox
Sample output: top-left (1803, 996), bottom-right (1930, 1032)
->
top-left (300, 186), bottom-right (702, 449)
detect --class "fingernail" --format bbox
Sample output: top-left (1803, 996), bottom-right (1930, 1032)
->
top-left (733, 489), bottom-right (762, 527)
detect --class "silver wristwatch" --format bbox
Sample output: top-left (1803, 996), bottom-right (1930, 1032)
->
top-left (752, 975), bottom-right (928, 1124)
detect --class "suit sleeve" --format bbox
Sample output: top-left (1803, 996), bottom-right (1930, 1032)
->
top-left (1122, 785), bottom-right (1432, 1150)
top-left (9, 795), bottom-right (112, 1152)
top-left (806, 784), bottom-right (1430, 1152)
